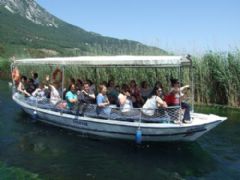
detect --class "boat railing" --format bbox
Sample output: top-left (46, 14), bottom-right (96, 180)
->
top-left (83, 104), bottom-right (182, 123)
top-left (13, 92), bottom-right (183, 123)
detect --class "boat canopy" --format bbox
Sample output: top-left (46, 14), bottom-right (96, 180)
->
top-left (13, 55), bottom-right (191, 67)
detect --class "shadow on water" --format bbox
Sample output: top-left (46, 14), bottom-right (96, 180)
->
top-left (1, 80), bottom-right (240, 179)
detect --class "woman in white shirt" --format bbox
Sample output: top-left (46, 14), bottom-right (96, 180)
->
top-left (142, 84), bottom-right (167, 116)
top-left (49, 81), bottom-right (61, 105)
top-left (118, 84), bottom-right (134, 113)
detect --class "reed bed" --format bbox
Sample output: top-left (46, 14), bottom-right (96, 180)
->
top-left (3, 50), bottom-right (240, 107)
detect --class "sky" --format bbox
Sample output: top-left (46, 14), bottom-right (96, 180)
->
top-left (36, 0), bottom-right (240, 54)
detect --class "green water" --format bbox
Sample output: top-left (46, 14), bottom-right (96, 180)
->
top-left (0, 80), bottom-right (240, 180)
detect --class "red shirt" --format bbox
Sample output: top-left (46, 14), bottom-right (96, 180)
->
top-left (164, 93), bottom-right (180, 106)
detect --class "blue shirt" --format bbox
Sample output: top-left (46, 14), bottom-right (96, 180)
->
top-left (96, 94), bottom-right (111, 116)
top-left (65, 91), bottom-right (77, 109)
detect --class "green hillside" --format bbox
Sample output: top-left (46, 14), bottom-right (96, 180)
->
top-left (0, 6), bottom-right (166, 59)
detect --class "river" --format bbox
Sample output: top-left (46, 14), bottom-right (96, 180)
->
top-left (0, 80), bottom-right (240, 179)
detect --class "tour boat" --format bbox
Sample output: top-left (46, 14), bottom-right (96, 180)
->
top-left (11, 56), bottom-right (227, 143)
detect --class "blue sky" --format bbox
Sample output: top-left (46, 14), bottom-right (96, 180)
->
top-left (36, 0), bottom-right (240, 54)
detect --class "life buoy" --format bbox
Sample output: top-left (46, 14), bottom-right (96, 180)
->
top-left (11, 67), bottom-right (20, 83)
top-left (52, 68), bottom-right (63, 82)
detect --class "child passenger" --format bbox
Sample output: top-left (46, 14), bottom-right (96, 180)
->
top-left (96, 84), bottom-right (111, 116)
top-left (118, 84), bottom-right (134, 113)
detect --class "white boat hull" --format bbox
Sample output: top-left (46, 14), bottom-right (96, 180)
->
top-left (13, 95), bottom-right (226, 142)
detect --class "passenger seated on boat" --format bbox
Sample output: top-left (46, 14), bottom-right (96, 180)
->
top-left (140, 81), bottom-right (152, 102)
top-left (61, 77), bottom-right (76, 101)
top-left (78, 81), bottom-right (96, 104)
top-left (142, 84), bottom-right (167, 116)
top-left (118, 84), bottom-right (136, 114)
top-left (49, 81), bottom-right (61, 105)
top-left (165, 79), bottom-right (191, 123)
top-left (86, 79), bottom-right (96, 93)
top-left (129, 80), bottom-right (143, 108)
top-left (41, 74), bottom-right (51, 99)
top-left (26, 78), bottom-right (36, 95)
top-left (154, 81), bottom-right (164, 98)
top-left (65, 84), bottom-right (78, 110)
top-left (30, 83), bottom-right (48, 101)
top-left (96, 84), bottom-right (111, 116)
top-left (115, 85), bottom-right (120, 93)
top-left (17, 75), bottom-right (31, 97)
top-left (107, 80), bottom-right (119, 104)
top-left (31, 72), bottom-right (39, 88)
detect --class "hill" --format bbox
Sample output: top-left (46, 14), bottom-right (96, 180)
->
top-left (0, 0), bottom-right (167, 59)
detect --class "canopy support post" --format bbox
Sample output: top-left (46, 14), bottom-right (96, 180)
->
top-left (188, 55), bottom-right (194, 113)
top-left (10, 63), bottom-right (15, 93)
top-left (61, 65), bottom-right (65, 100)
top-left (178, 63), bottom-right (182, 122)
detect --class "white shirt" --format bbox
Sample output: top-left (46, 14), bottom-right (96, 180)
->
top-left (118, 93), bottom-right (133, 112)
top-left (142, 95), bottom-right (161, 116)
top-left (50, 85), bottom-right (61, 105)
